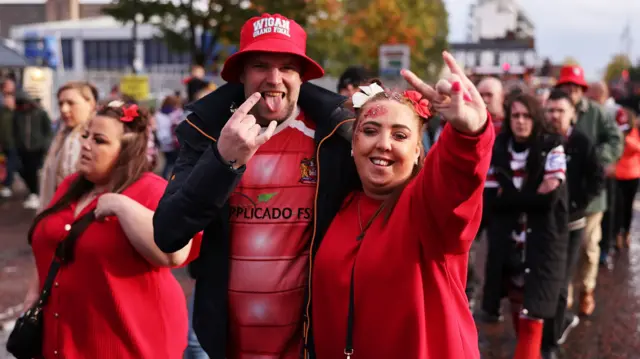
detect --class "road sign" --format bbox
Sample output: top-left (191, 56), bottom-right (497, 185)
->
top-left (379, 44), bottom-right (410, 77)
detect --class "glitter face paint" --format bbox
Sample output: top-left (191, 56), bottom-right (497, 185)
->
top-left (363, 104), bottom-right (389, 119)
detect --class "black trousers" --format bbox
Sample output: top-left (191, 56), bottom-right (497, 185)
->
top-left (17, 149), bottom-right (44, 195)
top-left (599, 178), bottom-right (617, 256)
top-left (615, 178), bottom-right (639, 235)
top-left (542, 227), bottom-right (584, 350)
top-left (466, 214), bottom-right (488, 301)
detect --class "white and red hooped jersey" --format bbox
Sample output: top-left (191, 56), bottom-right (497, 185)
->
top-left (485, 143), bottom-right (566, 190)
top-left (226, 108), bottom-right (318, 358)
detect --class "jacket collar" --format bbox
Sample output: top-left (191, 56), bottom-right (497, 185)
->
top-left (577, 97), bottom-right (589, 114)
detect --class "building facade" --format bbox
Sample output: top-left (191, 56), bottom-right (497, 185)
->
top-left (467, 0), bottom-right (534, 42)
top-left (450, 38), bottom-right (538, 75)
top-left (0, 0), bottom-right (107, 38)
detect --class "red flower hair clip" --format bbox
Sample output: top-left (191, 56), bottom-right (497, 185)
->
top-left (403, 90), bottom-right (431, 119)
top-left (120, 104), bottom-right (139, 123)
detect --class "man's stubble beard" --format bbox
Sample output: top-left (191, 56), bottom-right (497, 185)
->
top-left (252, 101), bottom-right (297, 127)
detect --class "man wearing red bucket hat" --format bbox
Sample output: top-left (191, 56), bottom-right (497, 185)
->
top-left (555, 65), bottom-right (622, 317)
top-left (153, 13), bottom-right (355, 359)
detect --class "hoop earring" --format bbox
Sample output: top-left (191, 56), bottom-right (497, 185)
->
top-left (350, 149), bottom-right (353, 157)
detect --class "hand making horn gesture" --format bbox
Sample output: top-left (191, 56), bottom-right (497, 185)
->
top-left (401, 51), bottom-right (488, 135)
top-left (217, 92), bottom-right (278, 168)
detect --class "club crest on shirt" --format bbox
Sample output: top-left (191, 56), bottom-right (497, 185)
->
top-left (299, 157), bottom-right (317, 184)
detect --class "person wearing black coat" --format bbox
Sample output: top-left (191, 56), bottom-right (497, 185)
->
top-left (482, 93), bottom-right (569, 359)
top-left (540, 90), bottom-right (604, 359)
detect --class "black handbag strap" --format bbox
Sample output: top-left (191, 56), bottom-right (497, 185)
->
top-left (36, 211), bottom-right (95, 308)
top-left (344, 201), bottom-right (385, 359)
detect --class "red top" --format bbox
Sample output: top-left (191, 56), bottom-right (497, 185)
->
top-left (616, 127), bottom-right (640, 180)
top-left (312, 122), bottom-right (494, 359)
top-left (32, 172), bottom-right (200, 359)
top-left (227, 111), bottom-right (317, 358)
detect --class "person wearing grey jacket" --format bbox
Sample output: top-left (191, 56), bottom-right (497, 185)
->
top-left (555, 65), bottom-right (623, 317)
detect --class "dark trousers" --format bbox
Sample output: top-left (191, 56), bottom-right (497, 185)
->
top-left (2, 148), bottom-right (19, 187)
top-left (615, 178), bottom-right (640, 235)
top-left (466, 214), bottom-right (489, 301)
top-left (599, 178), bottom-right (617, 256)
top-left (542, 227), bottom-right (584, 350)
top-left (161, 150), bottom-right (179, 179)
top-left (17, 149), bottom-right (44, 195)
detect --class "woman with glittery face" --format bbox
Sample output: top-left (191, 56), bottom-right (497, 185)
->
top-left (310, 52), bottom-right (495, 359)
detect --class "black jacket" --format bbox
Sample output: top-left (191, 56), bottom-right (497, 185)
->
top-left (153, 82), bottom-right (358, 359)
top-left (482, 132), bottom-right (569, 319)
top-left (564, 128), bottom-right (605, 223)
top-left (12, 90), bottom-right (52, 151)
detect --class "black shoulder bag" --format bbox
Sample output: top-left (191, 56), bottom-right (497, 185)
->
top-left (7, 211), bottom-right (95, 359)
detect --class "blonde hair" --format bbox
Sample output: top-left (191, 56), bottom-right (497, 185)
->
top-left (57, 81), bottom-right (98, 107)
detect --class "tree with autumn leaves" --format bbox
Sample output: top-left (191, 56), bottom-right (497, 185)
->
top-left (342, 0), bottom-right (448, 80)
top-left (103, 0), bottom-right (449, 80)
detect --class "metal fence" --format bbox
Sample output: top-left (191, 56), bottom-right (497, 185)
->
top-left (49, 70), bottom-right (340, 116)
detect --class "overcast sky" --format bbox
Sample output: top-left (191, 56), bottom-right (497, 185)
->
top-left (444, 0), bottom-right (639, 80)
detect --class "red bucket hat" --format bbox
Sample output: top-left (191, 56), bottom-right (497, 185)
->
top-left (221, 13), bottom-right (325, 83)
top-left (556, 65), bottom-right (589, 89)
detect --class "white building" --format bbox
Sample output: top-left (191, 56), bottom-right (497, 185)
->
top-left (467, 0), bottom-right (534, 42)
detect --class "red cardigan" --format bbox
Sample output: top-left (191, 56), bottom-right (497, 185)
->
top-left (312, 122), bottom-right (494, 359)
top-left (31, 172), bottom-right (199, 359)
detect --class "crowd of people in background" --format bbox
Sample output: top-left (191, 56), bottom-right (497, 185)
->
top-left (1, 12), bottom-right (640, 359)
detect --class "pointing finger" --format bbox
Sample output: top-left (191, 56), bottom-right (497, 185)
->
top-left (255, 120), bottom-right (278, 146)
top-left (230, 92), bottom-right (261, 122)
top-left (401, 69), bottom-right (439, 101)
top-left (442, 51), bottom-right (482, 103)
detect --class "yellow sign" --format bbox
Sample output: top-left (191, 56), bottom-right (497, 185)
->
top-left (120, 75), bottom-right (149, 101)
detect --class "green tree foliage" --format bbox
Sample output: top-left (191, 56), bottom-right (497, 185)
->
top-left (603, 54), bottom-right (632, 82)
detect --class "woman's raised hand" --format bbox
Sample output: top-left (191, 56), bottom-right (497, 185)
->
top-left (401, 51), bottom-right (488, 135)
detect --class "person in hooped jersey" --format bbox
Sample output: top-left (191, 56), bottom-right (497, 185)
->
top-left (153, 13), bottom-right (354, 359)
top-left (312, 52), bottom-right (494, 359)
top-left (482, 93), bottom-right (569, 359)
top-left (542, 89), bottom-right (604, 359)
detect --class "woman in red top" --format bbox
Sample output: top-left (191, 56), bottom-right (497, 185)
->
top-left (28, 100), bottom-right (200, 358)
top-left (614, 110), bottom-right (640, 248)
top-left (311, 52), bottom-right (493, 359)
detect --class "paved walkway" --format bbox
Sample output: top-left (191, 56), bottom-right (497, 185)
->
top-left (1, 191), bottom-right (639, 358)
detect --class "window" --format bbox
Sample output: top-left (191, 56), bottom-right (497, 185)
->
top-left (143, 39), bottom-right (191, 66)
top-left (60, 39), bottom-right (73, 69)
top-left (83, 40), bottom-right (134, 70)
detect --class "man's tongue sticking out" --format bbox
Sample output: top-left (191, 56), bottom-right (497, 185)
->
top-left (264, 92), bottom-right (285, 113)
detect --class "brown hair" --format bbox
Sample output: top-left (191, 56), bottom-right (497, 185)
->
top-left (503, 93), bottom-right (547, 141)
top-left (57, 81), bottom-right (99, 106)
top-left (28, 99), bottom-right (151, 244)
top-left (161, 94), bottom-right (182, 109)
top-left (347, 80), bottom-right (428, 220)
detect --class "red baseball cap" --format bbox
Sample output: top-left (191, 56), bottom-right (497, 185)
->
top-left (221, 13), bottom-right (325, 83)
top-left (556, 65), bottom-right (589, 89)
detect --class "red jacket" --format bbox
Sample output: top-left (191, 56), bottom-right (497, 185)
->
top-left (616, 127), bottom-right (640, 180)
top-left (312, 122), bottom-right (494, 359)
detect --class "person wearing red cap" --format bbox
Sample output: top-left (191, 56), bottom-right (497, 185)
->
top-left (555, 65), bottom-right (622, 317)
top-left (153, 13), bottom-right (354, 359)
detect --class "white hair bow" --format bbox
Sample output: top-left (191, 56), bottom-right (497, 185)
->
top-left (352, 83), bottom-right (385, 109)
top-left (107, 100), bottom-right (124, 108)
